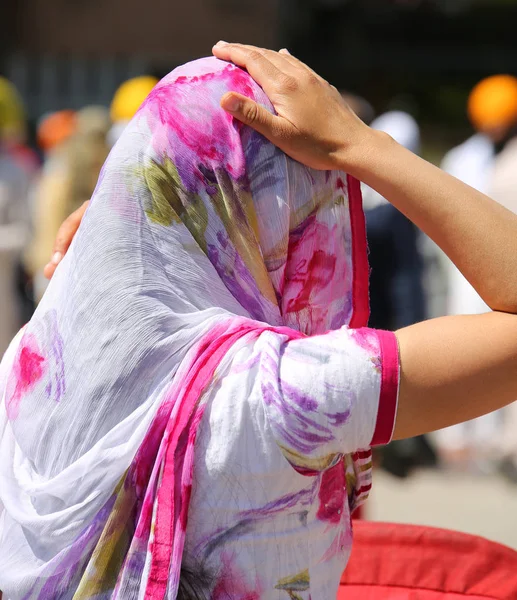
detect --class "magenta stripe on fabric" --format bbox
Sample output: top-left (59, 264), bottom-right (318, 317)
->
top-left (145, 319), bottom-right (303, 599)
top-left (370, 330), bottom-right (400, 447)
top-left (347, 174), bottom-right (370, 330)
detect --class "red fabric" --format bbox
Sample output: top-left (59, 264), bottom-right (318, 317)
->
top-left (338, 521), bottom-right (517, 599)
top-left (352, 505), bottom-right (364, 520)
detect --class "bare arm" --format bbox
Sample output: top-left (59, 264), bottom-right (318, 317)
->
top-left (351, 138), bottom-right (517, 438)
top-left (394, 312), bottom-right (517, 439)
top-left (352, 135), bottom-right (517, 314)
top-left (211, 42), bottom-right (517, 439)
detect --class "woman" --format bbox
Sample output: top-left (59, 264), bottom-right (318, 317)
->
top-left (2, 48), bottom-right (517, 599)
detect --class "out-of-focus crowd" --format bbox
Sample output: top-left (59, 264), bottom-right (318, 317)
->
top-left (0, 73), bottom-right (158, 329)
top-left (1, 70), bottom-right (517, 484)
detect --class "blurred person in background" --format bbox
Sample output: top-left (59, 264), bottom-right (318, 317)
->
top-left (0, 77), bottom-right (40, 325)
top-left (0, 77), bottom-right (39, 178)
top-left (437, 75), bottom-right (517, 474)
top-left (36, 109), bottom-right (77, 157)
top-left (0, 79), bottom-right (33, 355)
top-left (108, 75), bottom-right (158, 146)
top-left (25, 107), bottom-right (110, 301)
top-left (363, 111), bottom-right (425, 332)
top-left (23, 110), bottom-right (77, 302)
top-left (363, 111), bottom-right (435, 479)
top-left (25, 77), bottom-right (157, 302)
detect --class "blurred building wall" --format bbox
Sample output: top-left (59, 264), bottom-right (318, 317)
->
top-left (14, 0), bottom-right (278, 60)
top-left (3, 0), bottom-right (517, 133)
top-left (0, 0), bottom-right (279, 121)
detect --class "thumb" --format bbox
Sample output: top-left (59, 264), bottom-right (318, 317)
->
top-left (220, 92), bottom-right (283, 140)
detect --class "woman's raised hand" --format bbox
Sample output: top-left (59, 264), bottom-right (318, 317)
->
top-left (212, 42), bottom-right (374, 172)
top-left (212, 44), bottom-right (517, 442)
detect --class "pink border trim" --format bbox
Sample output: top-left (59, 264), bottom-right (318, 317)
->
top-left (144, 320), bottom-right (305, 598)
top-left (370, 330), bottom-right (400, 446)
top-left (347, 175), bottom-right (370, 329)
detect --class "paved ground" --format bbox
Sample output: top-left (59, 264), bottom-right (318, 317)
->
top-left (367, 469), bottom-right (517, 549)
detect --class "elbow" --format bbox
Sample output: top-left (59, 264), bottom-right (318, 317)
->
top-left (477, 278), bottom-right (517, 315)
top-left (483, 293), bottom-right (517, 315)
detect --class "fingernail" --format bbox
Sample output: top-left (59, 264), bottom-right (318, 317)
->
top-left (214, 40), bottom-right (228, 47)
top-left (279, 48), bottom-right (291, 55)
top-left (51, 251), bottom-right (63, 265)
top-left (223, 95), bottom-right (241, 113)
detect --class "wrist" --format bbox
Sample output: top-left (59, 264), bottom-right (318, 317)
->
top-left (335, 128), bottom-right (398, 181)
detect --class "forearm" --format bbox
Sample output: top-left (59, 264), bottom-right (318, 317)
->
top-left (347, 132), bottom-right (517, 314)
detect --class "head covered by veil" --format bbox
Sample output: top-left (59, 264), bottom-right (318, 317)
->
top-left (0, 57), bottom-right (374, 598)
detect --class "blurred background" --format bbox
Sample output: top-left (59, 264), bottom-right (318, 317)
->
top-left (1, 0), bottom-right (517, 549)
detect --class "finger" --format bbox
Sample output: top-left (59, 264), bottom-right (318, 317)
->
top-left (214, 42), bottom-right (328, 88)
top-left (214, 42), bottom-right (295, 70)
top-left (276, 49), bottom-right (309, 75)
top-left (278, 48), bottom-right (302, 68)
top-left (257, 48), bottom-right (303, 77)
top-left (228, 44), bottom-right (304, 77)
top-left (43, 201), bottom-right (89, 279)
top-left (212, 43), bottom-right (291, 93)
top-left (220, 92), bottom-right (288, 142)
top-left (278, 48), bottom-right (328, 83)
top-left (43, 262), bottom-right (57, 280)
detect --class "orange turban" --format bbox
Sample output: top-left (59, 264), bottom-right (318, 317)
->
top-left (37, 110), bottom-right (77, 152)
top-left (468, 75), bottom-right (517, 132)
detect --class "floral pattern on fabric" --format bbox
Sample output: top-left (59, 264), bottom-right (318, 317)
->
top-left (0, 57), bottom-right (399, 599)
